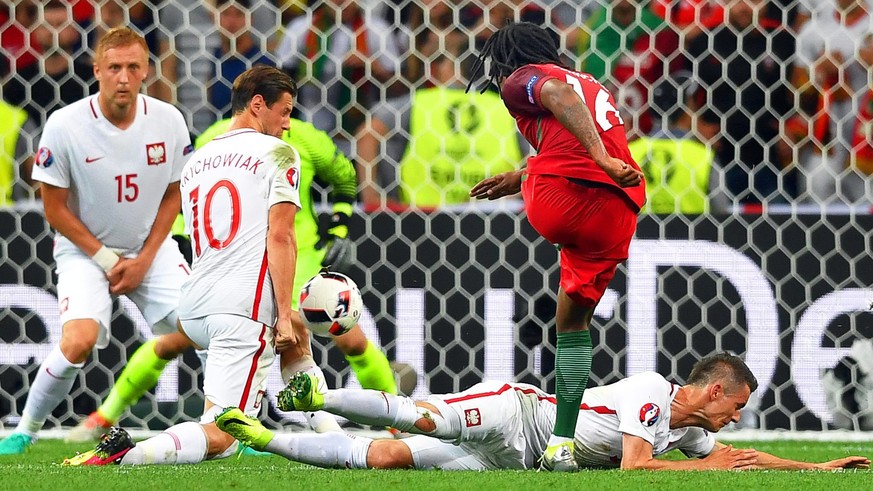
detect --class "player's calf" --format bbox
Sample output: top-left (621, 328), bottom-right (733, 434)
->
top-left (366, 440), bottom-right (416, 469)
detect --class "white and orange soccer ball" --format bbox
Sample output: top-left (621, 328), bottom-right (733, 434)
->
top-left (299, 271), bottom-right (363, 337)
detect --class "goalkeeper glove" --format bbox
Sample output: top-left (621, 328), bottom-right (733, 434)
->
top-left (316, 208), bottom-right (353, 272)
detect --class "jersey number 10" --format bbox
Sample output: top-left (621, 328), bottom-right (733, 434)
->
top-left (188, 179), bottom-right (241, 256)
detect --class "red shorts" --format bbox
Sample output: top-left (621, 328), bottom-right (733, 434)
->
top-left (522, 174), bottom-right (638, 307)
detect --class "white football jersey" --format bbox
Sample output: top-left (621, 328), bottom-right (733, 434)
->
top-left (573, 372), bottom-right (716, 467)
top-left (178, 128), bottom-right (302, 324)
top-left (31, 94), bottom-right (192, 254)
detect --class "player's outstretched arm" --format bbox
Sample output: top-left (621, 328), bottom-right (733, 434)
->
top-left (538, 79), bottom-right (642, 188)
top-left (620, 435), bottom-right (758, 471)
top-left (748, 446), bottom-right (870, 471)
top-left (307, 126), bottom-right (357, 271)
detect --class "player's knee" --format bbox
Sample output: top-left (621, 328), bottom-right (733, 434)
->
top-left (59, 326), bottom-right (98, 363)
top-left (367, 440), bottom-right (414, 469)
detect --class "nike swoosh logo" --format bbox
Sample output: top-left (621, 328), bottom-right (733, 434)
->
top-left (85, 156), bottom-right (103, 163)
top-left (222, 417), bottom-right (249, 428)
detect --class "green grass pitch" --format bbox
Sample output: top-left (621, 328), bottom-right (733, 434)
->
top-left (0, 439), bottom-right (869, 491)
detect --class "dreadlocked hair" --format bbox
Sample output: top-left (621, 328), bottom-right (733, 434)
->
top-left (466, 22), bottom-right (563, 94)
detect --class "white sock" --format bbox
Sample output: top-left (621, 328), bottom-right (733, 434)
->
top-left (547, 435), bottom-right (574, 447)
top-left (17, 345), bottom-right (83, 437)
top-left (323, 389), bottom-right (417, 429)
top-left (265, 432), bottom-right (372, 469)
top-left (323, 390), bottom-right (459, 439)
top-left (282, 356), bottom-right (342, 433)
top-left (120, 421), bottom-right (207, 465)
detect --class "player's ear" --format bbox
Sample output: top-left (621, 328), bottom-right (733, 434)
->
top-left (251, 94), bottom-right (265, 113)
top-left (709, 383), bottom-right (723, 400)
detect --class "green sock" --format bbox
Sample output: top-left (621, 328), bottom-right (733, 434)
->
top-left (553, 330), bottom-right (593, 438)
top-left (346, 341), bottom-right (397, 395)
top-left (98, 339), bottom-right (170, 423)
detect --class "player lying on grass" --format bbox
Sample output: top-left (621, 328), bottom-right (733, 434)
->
top-left (218, 353), bottom-right (869, 471)
top-left (66, 353), bottom-right (869, 470)
top-left (213, 353), bottom-right (868, 471)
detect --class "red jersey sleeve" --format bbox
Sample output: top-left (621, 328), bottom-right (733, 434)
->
top-left (500, 65), bottom-right (557, 117)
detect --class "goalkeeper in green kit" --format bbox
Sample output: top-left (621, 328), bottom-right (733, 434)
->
top-left (68, 118), bottom-right (401, 441)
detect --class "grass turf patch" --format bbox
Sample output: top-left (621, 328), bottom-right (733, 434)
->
top-left (0, 439), bottom-right (869, 491)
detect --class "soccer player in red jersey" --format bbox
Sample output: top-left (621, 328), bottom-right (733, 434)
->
top-left (467, 22), bottom-right (645, 472)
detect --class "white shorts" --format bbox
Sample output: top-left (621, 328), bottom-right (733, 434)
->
top-left (427, 381), bottom-right (550, 470)
top-left (180, 314), bottom-right (275, 419)
top-left (55, 237), bottom-right (188, 349)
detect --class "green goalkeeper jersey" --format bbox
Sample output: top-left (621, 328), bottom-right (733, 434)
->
top-left (195, 118), bottom-right (357, 251)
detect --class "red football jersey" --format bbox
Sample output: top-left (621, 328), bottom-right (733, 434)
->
top-left (500, 63), bottom-right (645, 210)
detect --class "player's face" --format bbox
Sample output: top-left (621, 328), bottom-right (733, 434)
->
top-left (94, 43), bottom-right (149, 109)
top-left (257, 93), bottom-right (294, 138)
top-left (702, 383), bottom-right (751, 432)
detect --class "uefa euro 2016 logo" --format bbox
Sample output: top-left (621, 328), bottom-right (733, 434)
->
top-left (639, 402), bottom-right (661, 427)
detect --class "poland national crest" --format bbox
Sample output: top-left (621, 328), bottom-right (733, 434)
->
top-left (146, 142), bottom-right (167, 165)
top-left (464, 408), bottom-right (482, 427)
top-left (639, 403), bottom-right (660, 427)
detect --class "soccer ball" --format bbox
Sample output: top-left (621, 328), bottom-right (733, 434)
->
top-left (299, 271), bottom-right (363, 337)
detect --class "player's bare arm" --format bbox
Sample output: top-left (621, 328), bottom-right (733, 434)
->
top-left (41, 182), bottom-right (115, 267)
top-left (716, 440), bottom-right (870, 470)
top-left (268, 202), bottom-right (299, 351)
top-left (620, 434), bottom-right (758, 471)
top-left (109, 181), bottom-right (181, 295)
top-left (538, 79), bottom-right (642, 188)
top-left (469, 169), bottom-right (524, 200)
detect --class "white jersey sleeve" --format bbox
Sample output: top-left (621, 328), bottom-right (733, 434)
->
top-left (614, 372), bottom-right (674, 446)
top-left (169, 108), bottom-right (194, 182)
top-left (672, 427), bottom-right (716, 458)
top-left (267, 143), bottom-right (302, 208)
top-left (31, 114), bottom-right (72, 188)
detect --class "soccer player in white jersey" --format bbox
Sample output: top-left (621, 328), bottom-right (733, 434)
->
top-left (64, 65), bottom-right (303, 466)
top-left (216, 353), bottom-right (870, 471)
top-left (0, 27), bottom-right (193, 456)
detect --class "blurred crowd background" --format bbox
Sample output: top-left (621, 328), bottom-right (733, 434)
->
top-left (2, 0), bottom-right (873, 212)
